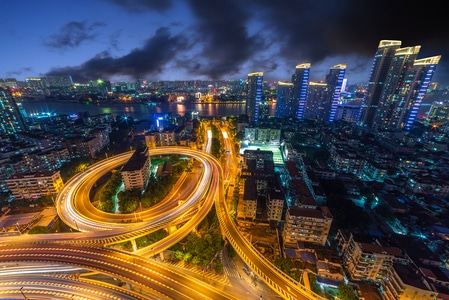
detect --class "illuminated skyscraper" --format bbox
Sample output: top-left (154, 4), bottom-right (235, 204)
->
top-left (0, 88), bottom-right (27, 137)
top-left (246, 72), bottom-right (264, 123)
top-left (275, 63), bottom-right (310, 120)
top-left (291, 63), bottom-right (310, 120)
top-left (358, 40), bottom-right (402, 127)
top-left (304, 82), bottom-right (328, 122)
top-left (274, 81), bottom-right (293, 118)
top-left (359, 40), bottom-right (440, 131)
top-left (394, 55), bottom-right (440, 130)
top-left (373, 45), bottom-right (421, 130)
top-left (325, 64), bottom-right (346, 122)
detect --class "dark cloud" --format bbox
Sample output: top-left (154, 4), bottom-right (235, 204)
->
top-left (107, 0), bottom-right (172, 13)
top-left (44, 21), bottom-right (105, 49)
top-left (46, 27), bottom-right (190, 82)
top-left (181, 0), bottom-right (268, 79)
top-left (46, 0), bottom-right (449, 84)
top-left (245, 0), bottom-right (449, 82)
top-left (6, 68), bottom-right (33, 77)
top-left (108, 30), bottom-right (122, 52)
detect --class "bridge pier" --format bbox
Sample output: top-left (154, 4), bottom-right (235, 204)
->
top-left (131, 238), bottom-right (137, 252)
top-left (167, 225), bottom-right (178, 234)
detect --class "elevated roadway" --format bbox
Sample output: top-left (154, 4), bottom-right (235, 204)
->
top-left (0, 146), bottom-right (323, 300)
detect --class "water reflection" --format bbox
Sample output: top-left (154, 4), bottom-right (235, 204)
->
top-left (22, 101), bottom-right (243, 119)
top-left (21, 101), bottom-right (276, 120)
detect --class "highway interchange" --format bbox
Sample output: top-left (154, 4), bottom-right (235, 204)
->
top-left (0, 131), bottom-right (324, 299)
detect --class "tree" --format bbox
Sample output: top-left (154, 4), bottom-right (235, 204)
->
top-left (117, 188), bottom-right (141, 213)
top-left (97, 170), bottom-right (123, 213)
top-left (29, 226), bottom-right (50, 234)
top-left (174, 250), bottom-right (184, 260)
top-left (338, 283), bottom-right (358, 300)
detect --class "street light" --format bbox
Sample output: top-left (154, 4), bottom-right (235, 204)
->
top-left (16, 222), bottom-right (22, 236)
top-left (20, 287), bottom-right (27, 300)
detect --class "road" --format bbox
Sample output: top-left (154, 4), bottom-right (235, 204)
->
top-left (0, 144), bottom-right (323, 300)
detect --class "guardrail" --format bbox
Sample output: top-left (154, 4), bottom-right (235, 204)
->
top-left (210, 153), bottom-right (325, 300)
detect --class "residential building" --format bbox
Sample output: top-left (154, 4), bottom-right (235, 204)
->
top-left (336, 230), bottom-right (405, 282)
top-left (291, 63), bottom-right (311, 121)
top-left (4, 170), bottom-right (64, 200)
top-left (282, 206), bottom-right (333, 246)
top-left (406, 173), bottom-right (449, 198)
top-left (267, 188), bottom-right (284, 221)
top-left (384, 262), bottom-right (437, 300)
top-left (304, 81), bottom-right (328, 122)
top-left (121, 146), bottom-right (151, 191)
top-left (244, 126), bottom-right (281, 146)
top-left (329, 148), bottom-right (366, 176)
top-left (373, 45), bottom-right (421, 130)
top-left (275, 81), bottom-right (293, 118)
top-left (359, 40), bottom-right (440, 131)
top-left (359, 40), bottom-right (402, 128)
top-left (61, 136), bottom-right (105, 159)
top-left (0, 88), bottom-right (27, 136)
top-left (325, 64), bottom-right (346, 123)
top-left (241, 178), bottom-right (257, 220)
top-left (145, 130), bottom-right (175, 147)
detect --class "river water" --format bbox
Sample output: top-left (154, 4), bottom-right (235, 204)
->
top-left (20, 100), bottom-right (252, 120)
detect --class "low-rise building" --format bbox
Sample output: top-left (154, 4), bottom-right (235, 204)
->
top-left (4, 170), bottom-right (64, 199)
top-left (383, 262), bottom-right (437, 300)
top-left (336, 230), bottom-right (405, 282)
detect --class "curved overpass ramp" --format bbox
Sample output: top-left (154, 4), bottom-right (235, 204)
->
top-left (0, 146), bottom-right (323, 300)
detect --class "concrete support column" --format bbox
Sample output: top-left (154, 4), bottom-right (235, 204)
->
top-left (131, 238), bottom-right (137, 252)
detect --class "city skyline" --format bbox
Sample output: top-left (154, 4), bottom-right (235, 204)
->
top-left (2, 0), bottom-right (449, 86)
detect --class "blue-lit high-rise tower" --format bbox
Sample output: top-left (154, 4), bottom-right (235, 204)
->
top-left (358, 40), bottom-right (402, 128)
top-left (304, 82), bottom-right (328, 122)
top-left (246, 72), bottom-right (264, 124)
top-left (373, 45), bottom-right (421, 130)
top-left (394, 55), bottom-right (440, 130)
top-left (325, 64), bottom-right (346, 123)
top-left (291, 63), bottom-right (310, 120)
top-left (359, 40), bottom-right (440, 131)
top-left (275, 81), bottom-right (293, 118)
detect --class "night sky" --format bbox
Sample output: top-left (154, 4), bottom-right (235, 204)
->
top-left (2, 0), bottom-right (449, 85)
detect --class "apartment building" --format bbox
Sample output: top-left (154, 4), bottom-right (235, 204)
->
top-left (267, 188), bottom-right (284, 221)
top-left (4, 170), bottom-right (64, 199)
top-left (336, 230), bottom-right (405, 282)
top-left (383, 262), bottom-right (436, 300)
top-left (120, 146), bottom-right (151, 191)
top-left (240, 178), bottom-right (257, 220)
top-left (145, 130), bottom-right (176, 147)
top-left (282, 206), bottom-right (333, 246)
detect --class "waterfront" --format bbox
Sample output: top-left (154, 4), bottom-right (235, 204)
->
top-left (20, 100), bottom-right (252, 120)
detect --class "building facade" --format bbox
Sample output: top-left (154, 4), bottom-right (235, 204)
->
top-left (359, 40), bottom-right (402, 128)
top-left (291, 63), bottom-right (311, 121)
top-left (246, 72), bottom-right (264, 124)
top-left (274, 81), bottom-right (293, 118)
top-left (121, 146), bottom-right (151, 191)
top-left (359, 40), bottom-right (440, 131)
top-left (0, 88), bottom-right (27, 137)
top-left (282, 206), bottom-right (333, 246)
top-left (325, 64), bottom-right (346, 123)
top-left (5, 170), bottom-right (64, 200)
